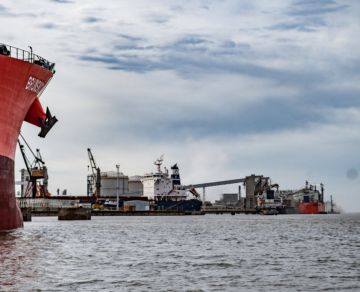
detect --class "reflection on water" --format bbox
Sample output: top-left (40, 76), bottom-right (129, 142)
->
top-left (0, 227), bottom-right (44, 290)
top-left (0, 214), bottom-right (359, 291)
top-left (0, 232), bottom-right (20, 288)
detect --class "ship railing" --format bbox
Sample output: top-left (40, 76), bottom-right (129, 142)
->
top-left (17, 198), bottom-right (80, 209)
top-left (0, 43), bottom-right (55, 73)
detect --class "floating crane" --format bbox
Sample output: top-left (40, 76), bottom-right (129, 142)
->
top-left (87, 148), bottom-right (101, 197)
top-left (18, 133), bottom-right (48, 198)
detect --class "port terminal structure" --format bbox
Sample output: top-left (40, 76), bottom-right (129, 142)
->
top-left (181, 178), bottom-right (245, 202)
top-left (181, 174), bottom-right (266, 210)
top-left (17, 175), bottom-right (265, 215)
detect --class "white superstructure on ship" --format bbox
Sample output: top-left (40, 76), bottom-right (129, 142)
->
top-left (141, 155), bottom-right (187, 201)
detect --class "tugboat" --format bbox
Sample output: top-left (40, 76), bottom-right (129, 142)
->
top-left (0, 44), bottom-right (57, 230)
top-left (141, 156), bottom-right (202, 211)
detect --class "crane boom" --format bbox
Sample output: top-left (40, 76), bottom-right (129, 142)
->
top-left (18, 134), bottom-right (48, 198)
top-left (87, 148), bottom-right (101, 197)
top-left (18, 141), bottom-right (31, 178)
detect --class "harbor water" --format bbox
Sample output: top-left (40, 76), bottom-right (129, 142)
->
top-left (0, 214), bottom-right (359, 291)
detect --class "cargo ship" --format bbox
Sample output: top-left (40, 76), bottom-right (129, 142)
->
top-left (280, 181), bottom-right (325, 214)
top-left (0, 44), bottom-right (57, 230)
top-left (141, 156), bottom-right (202, 211)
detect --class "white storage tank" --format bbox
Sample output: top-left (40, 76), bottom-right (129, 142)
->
top-left (128, 175), bottom-right (143, 196)
top-left (100, 171), bottom-right (129, 197)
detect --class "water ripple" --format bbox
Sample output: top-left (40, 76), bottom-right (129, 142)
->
top-left (0, 214), bottom-right (359, 291)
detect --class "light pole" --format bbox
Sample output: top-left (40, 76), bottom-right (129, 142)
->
top-left (116, 164), bottom-right (120, 211)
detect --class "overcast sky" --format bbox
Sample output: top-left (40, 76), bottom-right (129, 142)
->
top-left (1, 0), bottom-right (359, 211)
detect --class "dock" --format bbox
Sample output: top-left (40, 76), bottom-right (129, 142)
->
top-left (26, 209), bottom-right (261, 217)
top-left (28, 209), bottom-right (205, 217)
top-left (203, 208), bottom-right (257, 214)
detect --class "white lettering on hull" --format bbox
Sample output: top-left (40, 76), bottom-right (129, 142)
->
top-left (25, 76), bottom-right (45, 94)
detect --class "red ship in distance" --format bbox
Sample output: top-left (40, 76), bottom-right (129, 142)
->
top-left (0, 43), bottom-right (57, 231)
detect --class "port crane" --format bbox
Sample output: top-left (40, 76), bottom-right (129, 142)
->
top-left (18, 133), bottom-right (48, 198)
top-left (87, 148), bottom-right (101, 197)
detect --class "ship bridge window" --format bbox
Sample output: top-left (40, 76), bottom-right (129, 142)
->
top-left (266, 190), bottom-right (275, 200)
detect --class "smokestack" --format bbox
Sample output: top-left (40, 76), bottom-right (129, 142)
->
top-left (320, 183), bottom-right (324, 203)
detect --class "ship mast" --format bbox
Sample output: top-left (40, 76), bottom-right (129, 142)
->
top-left (154, 155), bottom-right (164, 174)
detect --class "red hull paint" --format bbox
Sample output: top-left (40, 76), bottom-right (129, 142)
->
top-left (24, 97), bottom-right (47, 127)
top-left (0, 54), bottom-right (53, 230)
top-left (298, 202), bottom-right (325, 214)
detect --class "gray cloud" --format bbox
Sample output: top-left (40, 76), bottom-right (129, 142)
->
top-left (268, 22), bottom-right (320, 32)
top-left (268, 0), bottom-right (348, 32)
top-left (80, 54), bottom-right (157, 73)
top-left (170, 5), bottom-right (184, 13)
top-left (70, 1), bottom-right (360, 145)
top-left (83, 16), bottom-right (103, 23)
top-left (88, 90), bottom-right (360, 141)
top-left (174, 36), bottom-right (210, 46)
top-left (0, 4), bottom-right (37, 18)
top-left (51, 0), bottom-right (73, 3)
top-left (145, 12), bottom-right (171, 24)
top-left (0, 4), bottom-right (14, 16)
top-left (39, 22), bottom-right (58, 29)
top-left (290, 0), bottom-right (348, 16)
top-left (117, 34), bottom-right (143, 42)
top-left (77, 37), bottom-right (325, 87)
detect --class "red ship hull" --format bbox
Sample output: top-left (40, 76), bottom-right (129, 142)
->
top-left (0, 51), bottom-right (54, 231)
top-left (298, 202), bottom-right (325, 214)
